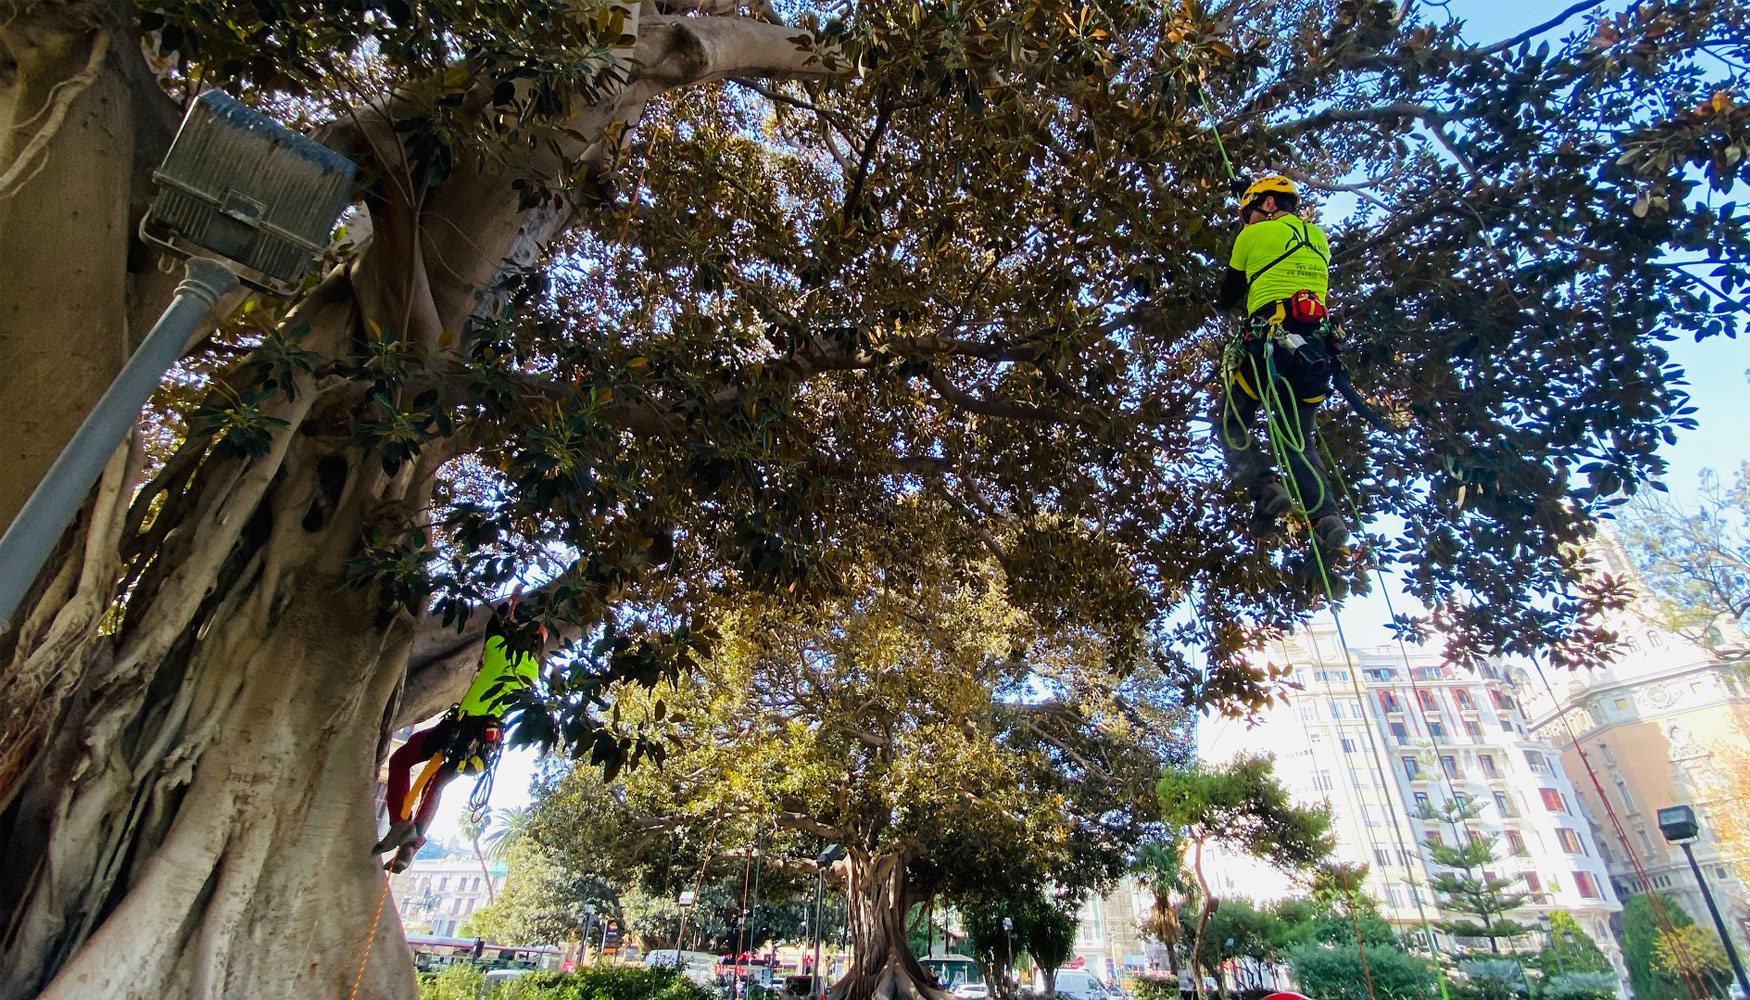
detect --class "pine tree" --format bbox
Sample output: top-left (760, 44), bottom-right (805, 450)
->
top-left (1418, 798), bottom-right (1534, 954)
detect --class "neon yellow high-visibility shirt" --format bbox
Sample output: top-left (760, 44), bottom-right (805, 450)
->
top-left (457, 634), bottom-right (539, 718)
top-left (1228, 215), bottom-right (1331, 315)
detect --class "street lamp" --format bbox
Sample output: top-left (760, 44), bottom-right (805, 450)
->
top-left (673, 889), bottom-right (697, 953)
top-left (1658, 805), bottom-right (1750, 1000)
top-left (0, 90), bottom-right (355, 630)
top-left (813, 845), bottom-right (844, 1000)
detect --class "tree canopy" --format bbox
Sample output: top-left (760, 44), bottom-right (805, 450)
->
top-left (3, 0), bottom-right (1749, 997)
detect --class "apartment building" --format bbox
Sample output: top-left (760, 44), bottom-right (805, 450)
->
top-left (390, 852), bottom-right (507, 937)
top-left (1519, 537), bottom-right (1750, 957)
top-left (1200, 624), bottom-right (1622, 966)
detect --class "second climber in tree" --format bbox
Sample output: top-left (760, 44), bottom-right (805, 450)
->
top-left (1213, 174), bottom-right (1351, 558)
top-left (372, 600), bottom-right (543, 873)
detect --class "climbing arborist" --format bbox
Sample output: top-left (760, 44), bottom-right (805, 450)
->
top-left (372, 603), bottom-right (543, 873)
top-left (1213, 174), bottom-right (1351, 556)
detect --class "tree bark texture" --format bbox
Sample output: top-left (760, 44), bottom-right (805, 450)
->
top-left (832, 853), bottom-right (952, 1000)
top-left (0, 8), bottom-right (828, 999)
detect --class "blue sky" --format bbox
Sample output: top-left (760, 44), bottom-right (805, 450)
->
top-left (425, 0), bottom-right (1749, 845)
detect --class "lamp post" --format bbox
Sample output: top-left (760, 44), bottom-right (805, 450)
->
top-left (0, 90), bottom-right (354, 630)
top-left (673, 889), bottom-right (697, 954)
top-left (1659, 805), bottom-right (1750, 1000)
top-left (813, 844), bottom-right (844, 1000)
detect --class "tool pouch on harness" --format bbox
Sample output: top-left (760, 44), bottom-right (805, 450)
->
top-left (1288, 289), bottom-right (1326, 324)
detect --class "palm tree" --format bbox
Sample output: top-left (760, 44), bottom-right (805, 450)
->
top-left (1134, 839), bottom-right (1185, 977)
top-left (458, 810), bottom-right (497, 904)
top-left (484, 805), bottom-right (532, 863)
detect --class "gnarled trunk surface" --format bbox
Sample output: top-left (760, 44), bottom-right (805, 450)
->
top-left (0, 7), bottom-right (830, 997)
top-left (833, 853), bottom-right (952, 1000)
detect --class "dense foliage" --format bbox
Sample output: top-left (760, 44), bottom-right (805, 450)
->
top-left (418, 966), bottom-right (717, 1000)
top-left (1286, 940), bottom-right (1440, 1000)
top-left (5, 0), bottom-right (1750, 995)
top-left (1621, 893), bottom-right (1733, 1000)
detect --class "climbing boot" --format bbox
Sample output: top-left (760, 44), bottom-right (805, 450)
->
top-left (1310, 514), bottom-right (1350, 554)
top-left (371, 820), bottom-right (418, 856)
top-left (386, 837), bottom-right (425, 874)
top-left (1249, 482), bottom-right (1293, 538)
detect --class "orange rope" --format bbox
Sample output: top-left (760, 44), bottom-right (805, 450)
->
top-left (347, 873), bottom-right (393, 1000)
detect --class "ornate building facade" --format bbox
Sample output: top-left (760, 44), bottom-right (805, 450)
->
top-left (1519, 538), bottom-right (1750, 958)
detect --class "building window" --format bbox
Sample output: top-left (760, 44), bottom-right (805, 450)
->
top-left (1541, 788), bottom-right (1567, 813)
top-left (1464, 720), bottom-right (1484, 738)
top-left (1341, 736), bottom-right (1357, 753)
top-left (1441, 755), bottom-right (1459, 779)
top-left (437, 877), bottom-right (449, 892)
top-left (1390, 721), bottom-right (1410, 744)
top-left (1597, 742), bottom-right (1616, 765)
top-left (1524, 750), bottom-right (1548, 773)
top-left (1492, 691), bottom-right (1514, 711)
top-left (1419, 689), bottom-right (1439, 711)
top-left (1480, 754), bottom-right (1499, 778)
top-left (1467, 829), bottom-right (1486, 847)
top-left (1557, 829), bottom-right (1587, 855)
top-left (1638, 829), bottom-right (1656, 854)
top-left (1455, 690), bottom-right (1476, 710)
top-left (1329, 702), bottom-right (1343, 720)
top-left (1415, 792), bottom-right (1432, 812)
top-left (1454, 791), bottom-right (1471, 809)
top-left (1403, 757), bottom-right (1422, 779)
top-left (1382, 692), bottom-right (1403, 713)
top-left (1524, 872), bottom-right (1542, 892)
top-left (1613, 697), bottom-right (1630, 711)
top-left (1505, 830), bottom-right (1528, 856)
top-left (1430, 721), bottom-right (1448, 739)
top-left (1314, 770), bottom-right (1334, 791)
top-left (1494, 792), bottom-right (1517, 817)
top-left (1574, 872), bottom-right (1601, 899)
top-left (1375, 848), bottom-right (1392, 867)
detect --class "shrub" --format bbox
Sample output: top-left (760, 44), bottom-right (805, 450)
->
top-left (420, 965), bottom-right (487, 1000)
top-left (1287, 942), bottom-right (1438, 1000)
top-left (1541, 971), bottom-right (1619, 1000)
top-left (1133, 978), bottom-right (1178, 1000)
top-left (419, 964), bottom-right (716, 1000)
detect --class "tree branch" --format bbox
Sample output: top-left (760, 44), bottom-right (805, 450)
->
top-left (1478, 0), bottom-right (1607, 57)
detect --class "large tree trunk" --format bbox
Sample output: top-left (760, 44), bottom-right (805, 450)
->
top-left (0, 0), bottom-right (190, 533)
top-left (0, 10), bottom-right (829, 1000)
top-left (833, 853), bottom-right (952, 1000)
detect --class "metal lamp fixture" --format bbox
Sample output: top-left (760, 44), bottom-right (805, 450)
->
top-left (1659, 803), bottom-right (1750, 1000)
top-left (0, 91), bottom-right (355, 631)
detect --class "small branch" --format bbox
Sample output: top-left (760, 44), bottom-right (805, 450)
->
top-left (1478, 0), bottom-right (1607, 57)
top-left (924, 366), bottom-right (1084, 425)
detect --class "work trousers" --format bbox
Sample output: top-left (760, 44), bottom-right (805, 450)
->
top-left (1214, 324), bottom-right (1342, 523)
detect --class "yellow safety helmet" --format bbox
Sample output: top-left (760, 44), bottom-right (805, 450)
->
top-left (1240, 174), bottom-right (1297, 208)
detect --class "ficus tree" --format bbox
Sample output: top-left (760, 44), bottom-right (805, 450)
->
top-left (2, 1), bottom-right (1748, 998)
top-left (526, 580), bottom-right (1190, 1000)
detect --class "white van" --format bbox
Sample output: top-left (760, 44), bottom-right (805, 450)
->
top-left (645, 949), bottom-right (721, 988)
top-left (1040, 970), bottom-right (1111, 1000)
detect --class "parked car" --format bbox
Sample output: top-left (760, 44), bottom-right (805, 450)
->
top-left (646, 949), bottom-right (724, 988)
top-left (1042, 970), bottom-right (1113, 1000)
top-left (953, 984), bottom-right (991, 1000)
